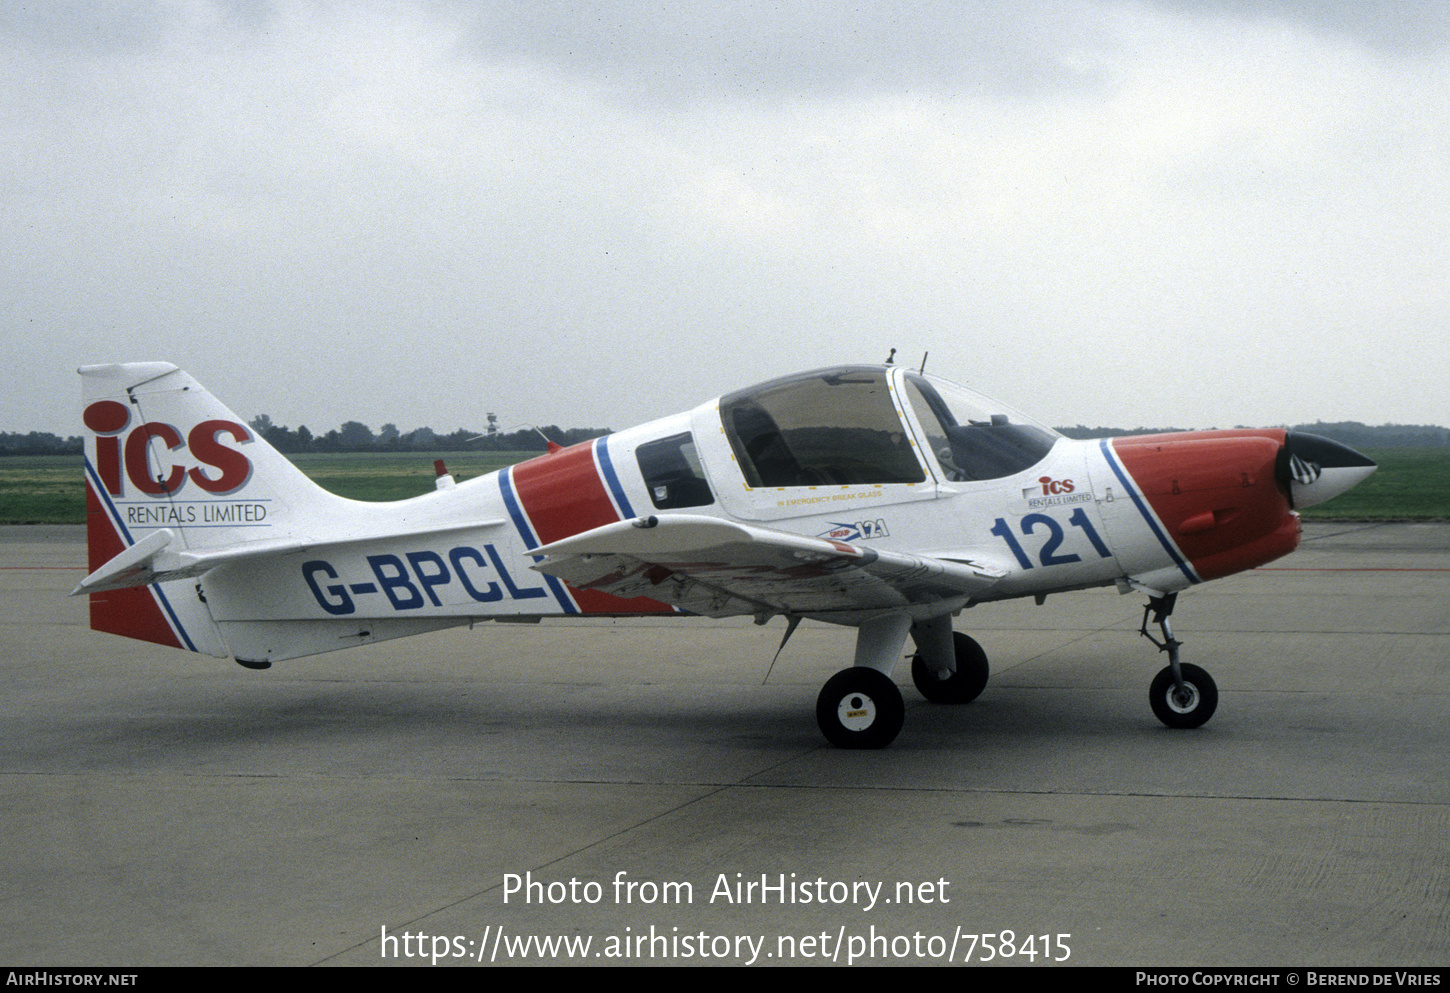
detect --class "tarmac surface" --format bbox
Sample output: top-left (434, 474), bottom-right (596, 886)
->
top-left (2, 522), bottom-right (1447, 967)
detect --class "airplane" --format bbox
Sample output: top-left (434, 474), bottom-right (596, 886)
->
top-left (74, 360), bottom-right (1377, 748)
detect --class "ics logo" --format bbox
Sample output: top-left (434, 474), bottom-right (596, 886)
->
top-left (84, 400), bottom-right (254, 498)
top-left (1023, 476), bottom-right (1091, 508)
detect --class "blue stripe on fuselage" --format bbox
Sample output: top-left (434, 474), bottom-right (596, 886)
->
top-left (593, 436), bottom-right (636, 519)
top-left (498, 465), bottom-right (579, 614)
top-left (1098, 440), bottom-right (1200, 586)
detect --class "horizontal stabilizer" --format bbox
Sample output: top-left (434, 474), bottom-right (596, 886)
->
top-left (72, 528), bottom-right (179, 594)
top-left (73, 518), bottom-right (506, 596)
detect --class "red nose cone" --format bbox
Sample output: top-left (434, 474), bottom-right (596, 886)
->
top-left (1112, 430), bottom-right (1301, 581)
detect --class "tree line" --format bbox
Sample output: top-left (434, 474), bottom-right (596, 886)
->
top-left (3, 419), bottom-right (1446, 457)
top-left (0, 418), bottom-right (609, 457)
top-left (1055, 421), bottom-right (1450, 447)
top-left (243, 415), bottom-right (609, 454)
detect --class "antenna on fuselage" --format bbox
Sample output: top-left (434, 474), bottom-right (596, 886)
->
top-left (473, 420), bottom-right (563, 454)
top-left (884, 348), bottom-right (896, 365)
top-left (919, 351), bottom-right (929, 373)
top-left (535, 427), bottom-right (562, 455)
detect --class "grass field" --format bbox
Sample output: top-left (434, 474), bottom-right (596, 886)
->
top-left (286, 451), bottom-right (535, 502)
top-left (1295, 447), bottom-right (1450, 520)
top-left (0, 451), bottom-right (537, 524)
top-left (2, 446), bottom-right (1445, 525)
top-left (0, 455), bottom-right (82, 525)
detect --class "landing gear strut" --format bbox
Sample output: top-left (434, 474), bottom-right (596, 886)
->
top-left (815, 613), bottom-right (911, 749)
top-left (815, 613), bottom-right (993, 748)
top-left (1140, 592), bottom-right (1218, 729)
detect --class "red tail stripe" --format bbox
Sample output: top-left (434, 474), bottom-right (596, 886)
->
top-left (85, 482), bottom-right (184, 649)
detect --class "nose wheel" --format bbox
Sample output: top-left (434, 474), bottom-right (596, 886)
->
top-left (1141, 593), bottom-right (1218, 729)
top-left (1148, 661), bottom-right (1218, 728)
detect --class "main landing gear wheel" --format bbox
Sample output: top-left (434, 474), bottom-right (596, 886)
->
top-left (816, 667), bottom-right (905, 749)
top-left (911, 631), bottom-right (990, 704)
top-left (1149, 662), bottom-right (1218, 729)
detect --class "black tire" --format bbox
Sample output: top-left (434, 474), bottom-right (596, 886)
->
top-left (911, 631), bottom-right (989, 704)
top-left (1149, 662), bottom-right (1218, 729)
top-left (816, 667), bottom-right (905, 749)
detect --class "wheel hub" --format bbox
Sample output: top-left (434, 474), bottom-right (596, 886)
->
top-left (1167, 683), bottom-right (1199, 713)
top-left (837, 693), bottom-right (876, 730)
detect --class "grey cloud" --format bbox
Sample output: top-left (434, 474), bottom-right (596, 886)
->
top-left (0, 1), bottom-right (275, 52)
top-left (451, 0), bottom-right (1116, 100)
top-left (0, 1), bottom-right (176, 52)
top-left (1147, 0), bottom-right (1450, 51)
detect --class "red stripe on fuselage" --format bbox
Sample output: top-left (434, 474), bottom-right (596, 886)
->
top-left (1111, 430), bottom-right (1300, 581)
top-left (510, 441), bottom-right (674, 614)
top-left (85, 482), bottom-right (185, 649)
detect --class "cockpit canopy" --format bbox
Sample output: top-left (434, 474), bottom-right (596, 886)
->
top-left (900, 371), bottom-right (1060, 482)
top-left (719, 365), bottom-right (1059, 488)
top-left (721, 368), bottom-right (923, 487)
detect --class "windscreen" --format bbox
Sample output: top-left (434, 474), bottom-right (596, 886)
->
top-left (903, 373), bottom-right (1059, 482)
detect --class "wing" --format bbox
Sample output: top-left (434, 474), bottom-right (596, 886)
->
top-left (530, 514), bottom-right (1007, 618)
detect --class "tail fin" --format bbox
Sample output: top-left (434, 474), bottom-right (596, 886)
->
top-left (78, 362), bottom-right (341, 654)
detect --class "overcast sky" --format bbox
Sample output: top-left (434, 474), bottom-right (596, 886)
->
top-left (3, 1), bottom-right (1446, 437)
